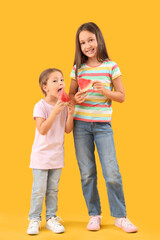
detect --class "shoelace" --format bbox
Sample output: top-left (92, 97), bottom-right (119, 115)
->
top-left (29, 219), bottom-right (41, 229)
top-left (49, 216), bottom-right (64, 226)
top-left (121, 218), bottom-right (133, 227)
top-left (89, 216), bottom-right (102, 225)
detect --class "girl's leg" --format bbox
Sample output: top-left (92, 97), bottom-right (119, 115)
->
top-left (94, 122), bottom-right (126, 217)
top-left (29, 169), bottom-right (48, 220)
top-left (73, 120), bottom-right (101, 216)
top-left (45, 168), bottom-right (62, 220)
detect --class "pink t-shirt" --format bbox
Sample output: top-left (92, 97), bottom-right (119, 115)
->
top-left (30, 99), bottom-right (68, 169)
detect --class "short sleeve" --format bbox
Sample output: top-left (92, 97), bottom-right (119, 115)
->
top-left (33, 101), bottom-right (46, 120)
top-left (70, 65), bottom-right (76, 80)
top-left (111, 62), bottom-right (122, 80)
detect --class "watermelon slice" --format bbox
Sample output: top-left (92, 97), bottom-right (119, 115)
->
top-left (59, 89), bottom-right (71, 105)
top-left (78, 78), bottom-right (93, 92)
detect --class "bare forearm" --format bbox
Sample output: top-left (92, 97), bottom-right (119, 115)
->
top-left (103, 88), bottom-right (125, 103)
top-left (39, 110), bottom-right (58, 135)
top-left (65, 114), bottom-right (74, 133)
top-left (69, 92), bottom-right (77, 104)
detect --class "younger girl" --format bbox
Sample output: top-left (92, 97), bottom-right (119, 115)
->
top-left (69, 22), bottom-right (137, 233)
top-left (27, 68), bottom-right (74, 235)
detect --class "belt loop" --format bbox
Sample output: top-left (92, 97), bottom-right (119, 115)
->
top-left (90, 122), bottom-right (93, 131)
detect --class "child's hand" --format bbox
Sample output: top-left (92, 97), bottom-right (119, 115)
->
top-left (68, 101), bottom-right (75, 115)
top-left (54, 100), bottom-right (65, 115)
top-left (75, 91), bottom-right (87, 104)
top-left (93, 81), bottom-right (106, 95)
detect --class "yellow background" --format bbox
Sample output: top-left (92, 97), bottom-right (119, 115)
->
top-left (0, 0), bottom-right (160, 239)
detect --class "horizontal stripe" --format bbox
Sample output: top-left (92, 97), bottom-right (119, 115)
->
top-left (86, 94), bottom-right (107, 99)
top-left (75, 105), bottom-right (109, 111)
top-left (79, 102), bottom-right (111, 108)
top-left (74, 115), bottom-right (111, 120)
top-left (87, 91), bottom-right (109, 97)
top-left (87, 86), bottom-right (113, 92)
top-left (78, 77), bottom-right (112, 83)
top-left (74, 117), bottom-right (111, 122)
top-left (79, 73), bottom-right (112, 77)
top-left (75, 108), bottom-right (112, 114)
top-left (85, 98), bottom-right (107, 103)
top-left (82, 100), bottom-right (111, 106)
top-left (80, 82), bottom-right (113, 88)
top-left (71, 60), bottom-right (121, 121)
top-left (74, 111), bottom-right (112, 118)
top-left (93, 78), bottom-right (111, 83)
top-left (78, 76), bottom-right (111, 81)
top-left (78, 66), bottom-right (112, 72)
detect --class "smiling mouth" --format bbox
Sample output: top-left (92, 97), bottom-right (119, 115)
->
top-left (86, 48), bottom-right (94, 54)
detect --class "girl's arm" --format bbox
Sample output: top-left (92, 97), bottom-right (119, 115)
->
top-left (65, 101), bottom-right (75, 133)
top-left (69, 79), bottom-right (87, 104)
top-left (93, 76), bottom-right (125, 103)
top-left (35, 100), bottom-right (65, 135)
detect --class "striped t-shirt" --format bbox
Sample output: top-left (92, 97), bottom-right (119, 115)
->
top-left (70, 60), bottom-right (121, 122)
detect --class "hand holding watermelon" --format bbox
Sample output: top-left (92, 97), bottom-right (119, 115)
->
top-left (74, 91), bottom-right (87, 104)
top-left (53, 100), bottom-right (66, 115)
top-left (73, 77), bottom-right (91, 104)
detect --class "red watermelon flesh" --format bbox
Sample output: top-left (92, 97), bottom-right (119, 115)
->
top-left (59, 89), bottom-right (71, 105)
top-left (78, 78), bottom-right (93, 92)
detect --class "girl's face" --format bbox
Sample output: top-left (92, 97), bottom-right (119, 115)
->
top-left (79, 30), bottom-right (98, 59)
top-left (43, 71), bottom-right (65, 98)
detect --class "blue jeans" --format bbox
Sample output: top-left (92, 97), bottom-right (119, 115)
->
top-left (73, 120), bottom-right (126, 217)
top-left (29, 168), bottom-right (62, 220)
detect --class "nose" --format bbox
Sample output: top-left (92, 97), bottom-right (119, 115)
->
top-left (85, 42), bottom-right (91, 49)
top-left (59, 80), bottom-right (63, 86)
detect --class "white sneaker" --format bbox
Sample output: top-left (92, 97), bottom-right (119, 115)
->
top-left (115, 217), bottom-right (137, 233)
top-left (27, 219), bottom-right (41, 235)
top-left (46, 216), bottom-right (65, 233)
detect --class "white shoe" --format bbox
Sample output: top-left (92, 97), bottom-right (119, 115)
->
top-left (46, 216), bottom-right (65, 233)
top-left (115, 217), bottom-right (137, 233)
top-left (27, 219), bottom-right (41, 235)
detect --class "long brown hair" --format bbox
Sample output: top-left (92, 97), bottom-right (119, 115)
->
top-left (74, 22), bottom-right (110, 78)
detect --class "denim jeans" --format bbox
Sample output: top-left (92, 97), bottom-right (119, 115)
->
top-left (29, 168), bottom-right (62, 220)
top-left (73, 120), bottom-right (126, 217)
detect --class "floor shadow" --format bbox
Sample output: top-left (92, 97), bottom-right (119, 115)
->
top-left (63, 220), bottom-right (87, 229)
top-left (62, 220), bottom-right (117, 231)
top-left (101, 223), bottom-right (116, 230)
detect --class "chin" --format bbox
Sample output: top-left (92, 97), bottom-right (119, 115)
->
top-left (51, 94), bottom-right (58, 99)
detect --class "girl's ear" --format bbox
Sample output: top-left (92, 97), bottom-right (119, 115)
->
top-left (42, 84), bottom-right (47, 93)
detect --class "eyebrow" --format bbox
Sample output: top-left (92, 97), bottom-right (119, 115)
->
top-left (80, 37), bottom-right (94, 42)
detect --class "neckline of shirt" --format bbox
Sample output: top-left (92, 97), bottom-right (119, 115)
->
top-left (85, 61), bottom-right (104, 68)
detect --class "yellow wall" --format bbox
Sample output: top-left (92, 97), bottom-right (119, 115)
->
top-left (0, 0), bottom-right (160, 235)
